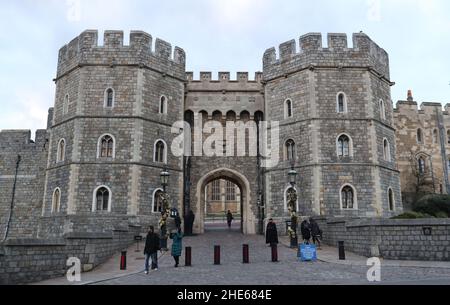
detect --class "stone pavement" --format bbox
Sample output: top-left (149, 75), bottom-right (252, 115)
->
top-left (32, 230), bottom-right (450, 285)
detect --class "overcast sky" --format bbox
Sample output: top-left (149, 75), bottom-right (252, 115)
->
top-left (1, 0), bottom-right (449, 136)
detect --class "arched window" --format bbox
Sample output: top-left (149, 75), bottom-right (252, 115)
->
top-left (379, 99), bottom-right (386, 120)
top-left (285, 99), bottom-right (293, 119)
top-left (154, 140), bottom-right (167, 163)
top-left (226, 180), bottom-right (236, 201)
top-left (212, 111), bottom-right (223, 122)
top-left (240, 111), bottom-right (250, 122)
top-left (433, 129), bottom-right (439, 144)
top-left (226, 111), bottom-right (236, 121)
top-left (383, 139), bottom-right (391, 162)
top-left (98, 134), bottom-right (115, 158)
top-left (341, 185), bottom-right (356, 210)
top-left (388, 188), bottom-right (395, 211)
top-left (152, 189), bottom-right (164, 213)
top-left (63, 94), bottom-right (69, 115)
top-left (93, 186), bottom-right (111, 212)
top-left (337, 92), bottom-right (347, 113)
top-left (337, 134), bottom-right (352, 157)
top-left (159, 95), bottom-right (167, 114)
top-left (57, 139), bottom-right (66, 163)
top-left (104, 88), bottom-right (114, 108)
top-left (418, 157), bottom-right (426, 175)
top-left (417, 128), bottom-right (423, 144)
top-left (285, 139), bottom-right (296, 161)
top-left (211, 180), bottom-right (221, 201)
top-left (52, 188), bottom-right (61, 213)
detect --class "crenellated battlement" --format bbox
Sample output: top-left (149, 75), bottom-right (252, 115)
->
top-left (394, 100), bottom-right (450, 116)
top-left (263, 32), bottom-right (390, 81)
top-left (0, 130), bottom-right (48, 149)
top-left (57, 30), bottom-right (186, 80)
top-left (186, 71), bottom-right (263, 83)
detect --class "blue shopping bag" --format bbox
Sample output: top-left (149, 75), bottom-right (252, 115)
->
top-left (298, 243), bottom-right (317, 262)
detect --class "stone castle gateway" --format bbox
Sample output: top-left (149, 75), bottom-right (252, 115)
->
top-left (0, 30), bottom-right (404, 241)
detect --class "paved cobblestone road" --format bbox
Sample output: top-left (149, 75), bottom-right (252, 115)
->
top-left (91, 231), bottom-right (450, 285)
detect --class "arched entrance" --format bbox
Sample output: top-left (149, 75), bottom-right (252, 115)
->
top-left (195, 168), bottom-right (256, 234)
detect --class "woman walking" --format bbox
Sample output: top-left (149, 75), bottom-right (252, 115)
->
top-left (170, 228), bottom-right (184, 267)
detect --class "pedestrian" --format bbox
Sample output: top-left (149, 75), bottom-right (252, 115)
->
top-left (265, 218), bottom-right (279, 247)
top-left (310, 218), bottom-right (322, 249)
top-left (300, 218), bottom-right (311, 244)
top-left (185, 209), bottom-right (195, 236)
top-left (144, 226), bottom-right (160, 274)
top-left (170, 228), bottom-right (184, 267)
top-left (226, 210), bottom-right (234, 229)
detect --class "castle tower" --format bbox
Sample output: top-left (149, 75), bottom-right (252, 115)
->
top-left (40, 30), bottom-right (186, 236)
top-left (263, 33), bottom-right (402, 220)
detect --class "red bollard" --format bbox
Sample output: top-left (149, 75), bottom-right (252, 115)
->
top-left (214, 245), bottom-right (221, 265)
top-left (271, 244), bottom-right (278, 262)
top-left (243, 244), bottom-right (249, 264)
top-left (185, 247), bottom-right (192, 267)
top-left (120, 251), bottom-right (127, 270)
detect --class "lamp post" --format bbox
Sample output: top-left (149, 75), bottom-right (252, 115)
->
top-left (159, 168), bottom-right (171, 251)
top-left (160, 168), bottom-right (170, 194)
top-left (287, 166), bottom-right (298, 248)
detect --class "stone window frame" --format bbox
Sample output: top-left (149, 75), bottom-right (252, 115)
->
top-left (283, 185), bottom-right (299, 213)
top-left (152, 188), bottom-right (164, 214)
top-left (383, 138), bottom-right (391, 162)
top-left (97, 134), bottom-right (116, 159)
top-left (284, 98), bottom-right (293, 119)
top-left (379, 99), bottom-right (386, 121)
top-left (225, 180), bottom-right (236, 202)
top-left (336, 92), bottom-right (348, 114)
top-left (432, 129), bottom-right (439, 144)
top-left (387, 187), bottom-right (395, 211)
top-left (284, 139), bottom-right (296, 162)
top-left (63, 94), bottom-right (70, 115)
top-left (56, 138), bottom-right (66, 163)
top-left (92, 185), bottom-right (112, 213)
top-left (336, 133), bottom-right (354, 158)
top-left (417, 155), bottom-right (427, 175)
top-left (159, 95), bottom-right (168, 115)
top-left (417, 128), bottom-right (424, 145)
top-left (339, 184), bottom-right (358, 210)
top-left (153, 139), bottom-right (168, 164)
top-left (104, 87), bottom-right (115, 108)
top-left (51, 187), bottom-right (61, 214)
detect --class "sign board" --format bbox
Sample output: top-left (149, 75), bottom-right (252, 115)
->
top-left (298, 243), bottom-right (317, 262)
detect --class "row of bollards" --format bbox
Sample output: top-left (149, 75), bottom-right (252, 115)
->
top-left (121, 242), bottom-right (344, 270)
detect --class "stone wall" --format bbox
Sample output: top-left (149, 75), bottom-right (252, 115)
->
top-left (316, 217), bottom-right (450, 261)
top-left (0, 225), bottom-right (140, 285)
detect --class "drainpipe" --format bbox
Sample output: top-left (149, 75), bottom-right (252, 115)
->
top-left (2, 155), bottom-right (21, 242)
top-left (436, 108), bottom-right (450, 193)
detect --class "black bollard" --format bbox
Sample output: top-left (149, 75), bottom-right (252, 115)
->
top-left (120, 251), bottom-right (127, 270)
top-left (243, 244), bottom-right (249, 264)
top-left (214, 245), bottom-right (221, 265)
top-left (271, 244), bottom-right (278, 262)
top-left (338, 241), bottom-right (346, 260)
top-left (185, 247), bottom-right (192, 267)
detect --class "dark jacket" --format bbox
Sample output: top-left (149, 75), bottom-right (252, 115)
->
top-left (175, 216), bottom-right (182, 229)
top-left (144, 232), bottom-right (160, 255)
top-left (300, 220), bottom-right (311, 240)
top-left (266, 222), bottom-right (278, 244)
top-left (310, 220), bottom-right (321, 236)
top-left (227, 212), bottom-right (233, 223)
top-left (170, 232), bottom-right (183, 257)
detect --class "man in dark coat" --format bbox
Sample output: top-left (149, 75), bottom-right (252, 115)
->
top-left (300, 219), bottom-right (311, 244)
top-left (144, 226), bottom-right (160, 274)
top-left (185, 210), bottom-right (195, 235)
top-left (226, 210), bottom-right (234, 229)
top-left (174, 214), bottom-right (182, 231)
top-left (265, 218), bottom-right (278, 246)
top-left (310, 218), bottom-right (322, 248)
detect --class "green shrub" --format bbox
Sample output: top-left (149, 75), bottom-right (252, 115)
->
top-left (391, 211), bottom-right (431, 219)
top-left (413, 195), bottom-right (450, 218)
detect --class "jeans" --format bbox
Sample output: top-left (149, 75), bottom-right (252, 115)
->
top-left (173, 256), bottom-right (179, 266)
top-left (145, 253), bottom-right (158, 271)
